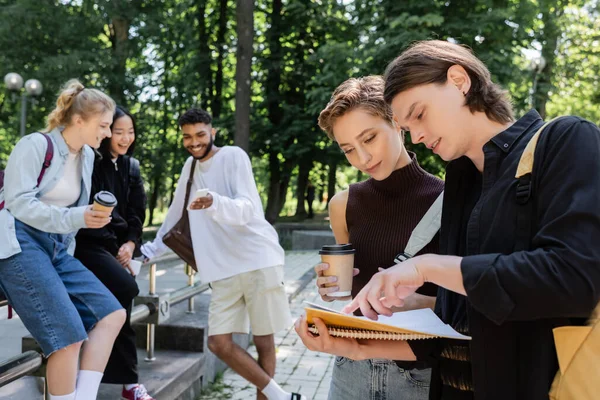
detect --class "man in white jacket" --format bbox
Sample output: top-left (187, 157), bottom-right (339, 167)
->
top-left (141, 109), bottom-right (303, 400)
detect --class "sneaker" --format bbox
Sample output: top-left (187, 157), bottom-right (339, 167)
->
top-left (121, 384), bottom-right (155, 400)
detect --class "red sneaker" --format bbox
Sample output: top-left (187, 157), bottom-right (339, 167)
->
top-left (121, 384), bottom-right (155, 400)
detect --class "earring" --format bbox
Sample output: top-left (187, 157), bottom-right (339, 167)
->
top-left (463, 92), bottom-right (467, 97)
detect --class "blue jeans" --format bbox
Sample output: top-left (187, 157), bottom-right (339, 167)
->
top-left (0, 220), bottom-right (122, 356)
top-left (328, 357), bottom-right (430, 400)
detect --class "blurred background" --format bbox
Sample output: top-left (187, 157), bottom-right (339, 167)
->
top-left (1, 0), bottom-right (598, 231)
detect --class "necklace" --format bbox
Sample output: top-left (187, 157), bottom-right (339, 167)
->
top-left (61, 133), bottom-right (81, 154)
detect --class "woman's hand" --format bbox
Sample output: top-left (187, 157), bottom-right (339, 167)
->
top-left (315, 263), bottom-right (360, 302)
top-left (84, 206), bottom-right (111, 229)
top-left (294, 314), bottom-right (361, 360)
top-left (117, 241), bottom-right (136, 274)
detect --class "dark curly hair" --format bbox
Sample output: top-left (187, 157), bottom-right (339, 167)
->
top-left (178, 108), bottom-right (213, 127)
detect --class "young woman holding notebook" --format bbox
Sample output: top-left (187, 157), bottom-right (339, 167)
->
top-left (300, 40), bottom-right (600, 400)
top-left (308, 75), bottom-right (443, 400)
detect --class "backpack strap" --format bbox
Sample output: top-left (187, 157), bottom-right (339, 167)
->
top-left (514, 117), bottom-right (562, 251)
top-left (0, 133), bottom-right (53, 211)
top-left (37, 133), bottom-right (54, 186)
top-left (394, 191), bottom-right (444, 263)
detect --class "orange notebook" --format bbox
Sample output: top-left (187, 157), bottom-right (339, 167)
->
top-left (304, 301), bottom-right (471, 341)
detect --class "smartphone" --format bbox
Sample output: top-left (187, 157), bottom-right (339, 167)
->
top-left (194, 188), bottom-right (210, 200)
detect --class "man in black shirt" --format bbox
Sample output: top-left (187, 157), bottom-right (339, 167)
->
top-left (339, 40), bottom-right (600, 399)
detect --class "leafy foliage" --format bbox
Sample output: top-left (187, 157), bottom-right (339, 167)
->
top-left (1, 0), bottom-right (599, 222)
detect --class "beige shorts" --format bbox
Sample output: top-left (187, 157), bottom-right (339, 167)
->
top-left (208, 265), bottom-right (292, 336)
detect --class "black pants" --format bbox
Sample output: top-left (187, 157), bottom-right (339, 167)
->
top-left (74, 240), bottom-right (140, 384)
top-left (306, 198), bottom-right (314, 218)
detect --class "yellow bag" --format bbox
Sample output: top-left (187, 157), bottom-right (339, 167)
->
top-left (516, 117), bottom-right (600, 400)
top-left (549, 305), bottom-right (600, 400)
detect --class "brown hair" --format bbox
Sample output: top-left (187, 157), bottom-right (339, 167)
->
top-left (318, 75), bottom-right (396, 140)
top-left (44, 79), bottom-right (116, 132)
top-left (384, 40), bottom-right (514, 124)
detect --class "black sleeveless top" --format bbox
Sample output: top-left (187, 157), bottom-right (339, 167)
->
top-left (346, 152), bottom-right (444, 370)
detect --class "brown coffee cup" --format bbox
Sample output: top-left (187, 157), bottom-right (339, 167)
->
top-left (92, 191), bottom-right (117, 214)
top-left (319, 244), bottom-right (356, 298)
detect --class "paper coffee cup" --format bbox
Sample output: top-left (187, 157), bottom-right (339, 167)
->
top-left (92, 191), bottom-right (117, 213)
top-left (129, 259), bottom-right (142, 276)
top-left (319, 244), bottom-right (356, 297)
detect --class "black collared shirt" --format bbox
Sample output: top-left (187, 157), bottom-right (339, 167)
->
top-left (411, 110), bottom-right (600, 400)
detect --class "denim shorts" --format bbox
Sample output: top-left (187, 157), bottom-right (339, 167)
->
top-left (328, 357), bottom-right (431, 400)
top-left (0, 220), bottom-right (123, 356)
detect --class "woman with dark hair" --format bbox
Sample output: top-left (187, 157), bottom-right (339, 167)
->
top-left (75, 106), bottom-right (153, 400)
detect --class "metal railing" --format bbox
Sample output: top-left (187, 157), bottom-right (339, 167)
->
top-left (0, 257), bottom-right (209, 389)
top-left (131, 261), bottom-right (210, 362)
top-left (0, 351), bottom-right (42, 388)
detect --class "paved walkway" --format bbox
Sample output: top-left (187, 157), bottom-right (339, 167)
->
top-left (200, 276), bottom-right (350, 400)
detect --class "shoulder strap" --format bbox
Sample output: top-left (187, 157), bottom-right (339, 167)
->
top-left (182, 159), bottom-right (197, 214)
top-left (394, 191), bottom-right (444, 263)
top-left (37, 133), bottom-right (54, 187)
top-left (0, 133), bottom-right (53, 211)
top-left (514, 116), bottom-right (562, 251)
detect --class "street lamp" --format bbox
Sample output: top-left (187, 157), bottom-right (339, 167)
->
top-left (3, 72), bottom-right (43, 137)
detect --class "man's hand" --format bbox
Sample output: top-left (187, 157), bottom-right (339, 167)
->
top-left (342, 259), bottom-right (425, 320)
top-left (84, 206), bottom-right (111, 229)
top-left (189, 193), bottom-right (214, 210)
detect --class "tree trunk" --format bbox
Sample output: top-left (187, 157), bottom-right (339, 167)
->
top-left (148, 173), bottom-right (161, 226)
top-left (264, 155), bottom-right (294, 223)
top-left (213, 0), bottom-right (228, 118)
top-left (234, 0), bottom-right (253, 152)
top-left (277, 159), bottom-right (294, 215)
top-left (263, 0), bottom-right (284, 221)
top-left (109, 15), bottom-right (130, 106)
top-left (266, 0), bottom-right (283, 127)
top-left (196, 0), bottom-right (213, 111)
top-left (533, 4), bottom-right (561, 120)
top-left (294, 158), bottom-right (311, 217)
top-left (265, 152), bottom-right (282, 223)
top-left (327, 159), bottom-right (337, 205)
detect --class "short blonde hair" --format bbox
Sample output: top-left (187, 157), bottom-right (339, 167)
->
top-left (44, 79), bottom-right (116, 132)
top-left (318, 76), bottom-right (395, 140)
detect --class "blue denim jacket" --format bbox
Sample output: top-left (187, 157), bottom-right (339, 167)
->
top-left (0, 128), bottom-right (94, 259)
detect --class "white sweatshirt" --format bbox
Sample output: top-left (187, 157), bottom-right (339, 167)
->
top-left (141, 146), bottom-right (285, 283)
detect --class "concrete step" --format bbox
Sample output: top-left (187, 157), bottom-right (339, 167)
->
top-left (98, 349), bottom-right (206, 400)
top-left (134, 292), bottom-right (213, 353)
top-left (291, 230), bottom-right (335, 250)
top-left (132, 292), bottom-right (251, 390)
top-left (0, 376), bottom-right (44, 399)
